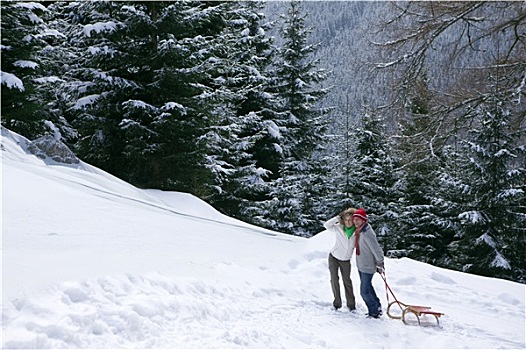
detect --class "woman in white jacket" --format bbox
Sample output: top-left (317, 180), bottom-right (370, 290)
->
top-left (323, 208), bottom-right (357, 311)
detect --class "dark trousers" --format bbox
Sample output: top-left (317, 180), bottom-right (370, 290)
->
top-left (328, 253), bottom-right (356, 309)
top-left (359, 271), bottom-right (382, 316)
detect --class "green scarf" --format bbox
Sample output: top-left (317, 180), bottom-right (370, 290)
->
top-left (344, 225), bottom-right (356, 239)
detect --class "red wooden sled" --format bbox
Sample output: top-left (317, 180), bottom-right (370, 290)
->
top-left (380, 273), bottom-right (444, 326)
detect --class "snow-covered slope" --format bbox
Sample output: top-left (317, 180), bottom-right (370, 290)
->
top-left (2, 128), bottom-right (525, 349)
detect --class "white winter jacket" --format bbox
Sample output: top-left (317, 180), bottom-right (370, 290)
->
top-left (324, 216), bottom-right (356, 261)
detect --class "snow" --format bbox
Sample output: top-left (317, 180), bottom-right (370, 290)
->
top-left (14, 60), bottom-right (39, 69)
top-left (88, 45), bottom-right (117, 57)
top-left (36, 29), bottom-right (66, 39)
top-left (14, 2), bottom-right (47, 12)
top-left (44, 121), bottom-right (62, 141)
top-left (266, 120), bottom-right (281, 139)
top-left (1, 71), bottom-right (25, 91)
top-left (2, 128), bottom-right (525, 349)
top-left (33, 76), bottom-right (64, 84)
top-left (161, 102), bottom-right (186, 114)
top-left (492, 252), bottom-right (512, 270)
top-left (477, 233), bottom-right (496, 248)
top-left (498, 188), bottom-right (524, 200)
top-left (83, 22), bottom-right (119, 37)
top-left (73, 94), bottom-right (100, 110)
top-left (458, 210), bottom-right (485, 224)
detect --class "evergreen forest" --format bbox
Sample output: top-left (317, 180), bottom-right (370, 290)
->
top-left (1, 1), bottom-right (525, 283)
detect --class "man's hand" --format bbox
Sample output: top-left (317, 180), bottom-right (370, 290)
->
top-left (376, 261), bottom-right (385, 274)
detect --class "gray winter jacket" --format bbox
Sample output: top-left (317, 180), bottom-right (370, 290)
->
top-left (355, 223), bottom-right (384, 274)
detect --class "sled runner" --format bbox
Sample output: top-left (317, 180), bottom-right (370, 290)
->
top-left (380, 273), bottom-right (444, 326)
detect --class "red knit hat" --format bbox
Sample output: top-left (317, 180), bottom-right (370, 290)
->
top-left (352, 208), bottom-right (367, 221)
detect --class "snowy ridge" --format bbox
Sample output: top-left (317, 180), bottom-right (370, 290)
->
top-left (1, 128), bottom-right (279, 236)
top-left (2, 128), bottom-right (525, 348)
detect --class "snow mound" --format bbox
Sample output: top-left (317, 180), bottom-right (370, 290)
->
top-left (1, 127), bottom-right (277, 233)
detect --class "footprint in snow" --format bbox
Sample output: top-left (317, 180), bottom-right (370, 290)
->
top-left (430, 272), bottom-right (456, 285)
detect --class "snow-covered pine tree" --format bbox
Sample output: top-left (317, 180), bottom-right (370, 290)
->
top-left (350, 109), bottom-right (400, 248)
top-left (423, 141), bottom-right (468, 269)
top-left (321, 96), bottom-right (359, 219)
top-left (392, 125), bottom-right (454, 263)
top-left (51, 1), bottom-right (229, 194)
top-left (448, 78), bottom-right (526, 282)
top-left (204, 1), bottom-right (280, 221)
top-left (143, 1), bottom-right (229, 194)
top-left (386, 68), bottom-right (457, 263)
top-left (31, 3), bottom-right (79, 143)
top-left (48, 1), bottom-right (146, 182)
top-left (260, 0), bottom-right (331, 236)
top-left (1, 1), bottom-right (52, 137)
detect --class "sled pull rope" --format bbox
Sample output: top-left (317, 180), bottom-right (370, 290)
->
top-left (380, 272), bottom-right (405, 310)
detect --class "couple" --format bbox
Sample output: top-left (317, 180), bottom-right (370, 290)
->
top-left (324, 207), bottom-right (385, 319)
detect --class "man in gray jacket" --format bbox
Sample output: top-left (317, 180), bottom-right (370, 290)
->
top-left (353, 208), bottom-right (385, 318)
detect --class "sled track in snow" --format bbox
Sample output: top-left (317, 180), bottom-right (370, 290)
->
top-left (42, 169), bottom-right (295, 240)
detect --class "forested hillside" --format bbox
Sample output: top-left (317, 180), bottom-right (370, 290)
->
top-left (1, 1), bottom-right (525, 283)
top-left (265, 1), bottom-right (392, 122)
top-left (265, 1), bottom-right (526, 283)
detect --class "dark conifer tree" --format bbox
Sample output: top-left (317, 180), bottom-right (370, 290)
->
top-left (322, 98), bottom-right (359, 218)
top-left (387, 70), bottom-right (453, 262)
top-left (430, 143), bottom-right (470, 269)
top-left (260, 0), bottom-right (330, 236)
top-left (350, 109), bottom-right (400, 248)
top-left (205, 1), bottom-right (280, 221)
top-left (1, 1), bottom-right (52, 138)
top-left (49, 1), bottom-right (147, 181)
top-left (448, 79), bottom-right (526, 282)
top-left (50, 1), bottom-right (229, 194)
top-left (391, 115), bottom-right (450, 261)
top-left (143, 1), bottom-right (229, 194)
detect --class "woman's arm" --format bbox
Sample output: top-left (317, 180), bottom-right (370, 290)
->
top-left (323, 216), bottom-right (340, 230)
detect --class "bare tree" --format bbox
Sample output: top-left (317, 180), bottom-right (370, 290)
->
top-left (371, 1), bottom-right (526, 282)
top-left (372, 1), bottom-right (526, 146)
